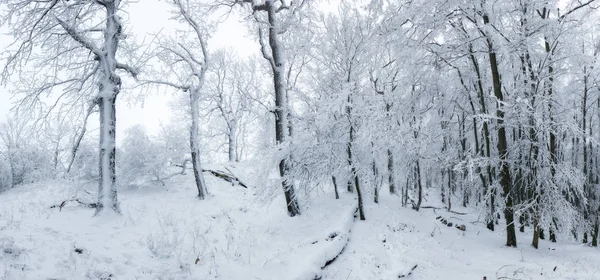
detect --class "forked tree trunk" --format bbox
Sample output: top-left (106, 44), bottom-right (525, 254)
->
top-left (348, 126), bottom-right (365, 220)
top-left (190, 90), bottom-right (208, 199)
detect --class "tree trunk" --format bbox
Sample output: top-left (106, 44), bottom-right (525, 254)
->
top-left (96, 96), bottom-right (119, 215)
top-left (593, 213), bottom-right (599, 247)
top-left (354, 167), bottom-right (365, 220)
top-left (190, 90), bottom-right (208, 199)
top-left (483, 14), bottom-right (516, 247)
top-left (66, 103), bottom-right (95, 174)
top-left (414, 160), bottom-right (423, 211)
top-left (332, 175), bottom-right (340, 199)
top-left (468, 44), bottom-right (494, 230)
top-left (388, 149), bottom-right (395, 195)
top-left (228, 120), bottom-right (238, 162)
top-left (346, 139), bottom-right (354, 193)
top-left (373, 158), bottom-right (379, 204)
top-left (266, 3), bottom-right (300, 216)
top-left (532, 211), bottom-right (539, 248)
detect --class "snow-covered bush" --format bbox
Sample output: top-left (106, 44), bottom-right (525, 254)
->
top-left (118, 125), bottom-right (170, 188)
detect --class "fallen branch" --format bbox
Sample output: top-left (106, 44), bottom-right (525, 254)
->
top-left (449, 210), bottom-right (468, 215)
top-left (202, 169), bottom-right (249, 188)
top-left (50, 199), bottom-right (98, 211)
top-left (398, 264), bottom-right (418, 278)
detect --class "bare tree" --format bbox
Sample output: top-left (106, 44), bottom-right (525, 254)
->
top-left (230, 0), bottom-right (304, 216)
top-left (0, 0), bottom-right (139, 214)
top-left (205, 50), bottom-right (258, 162)
top-left (143, 0), bottom-right (210, 199)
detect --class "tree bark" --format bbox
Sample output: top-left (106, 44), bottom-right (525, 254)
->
top-left (266, 3), bottom-right (301, 216)
top-left (96, 96), bottom-right (119, 214)
top-left (388, 149), bottom-right (395, 195)
top-left (332, 175), bottom-right (340, 199)
top-left (483, 13), bottom-right (517, 247)
top-left (190, 89), bottom-right (208, 199)
top-left (66, 103), bottom-right (96, 174)
top-left (228, 120), bottom-right (238, 162)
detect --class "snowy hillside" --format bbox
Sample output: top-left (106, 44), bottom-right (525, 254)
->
top-left (0, 165), bottom-right (597, 280)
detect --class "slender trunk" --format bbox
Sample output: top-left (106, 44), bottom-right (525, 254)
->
top-left (483, 14), bottom-right (516, 247)
top-left (346, 136), bottom-right (354, 193)
top-left (53, 140), bottom-right (60, 171)
top-left (348, 122), bottom-right (365, 220)
top-left (332, 175), bottom-right (339, 199)
top-left (228, 120), bottom-right (237, 162)
top-left (386, 100), bottom-right (396, 195)
top-left (373, 158), bottom-right (379, 204)
top-left (388, 149), bottom-right (395, 195)
top-left (593, 211), bottom-right (599, 246)
top-left (354, 165), bottom-right (365, 220)
top-left (403, 176), bottom-right (409, 207)
top-left (468, 45), bottom-right (494, 229)
top-left (190, 90), bottom-right (208, 199)
top-left (414, 160), bottom-right (423, 211)
top-left (532, 210), bottom-right (540, 248)
top-left (447, 168), bottom-right (452, 211)
top-left (67, 103), bottom-right (95, 174)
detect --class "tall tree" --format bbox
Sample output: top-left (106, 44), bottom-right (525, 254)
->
top-left (233, 0), bottom-right (304, 216)
top-left (144, 0), bottom-right (210, 199)
top-left (1, 0), bottom-right (139, 214)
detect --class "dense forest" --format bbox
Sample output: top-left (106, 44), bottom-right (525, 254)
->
top-left (1, 2), bottom-right (600, 276)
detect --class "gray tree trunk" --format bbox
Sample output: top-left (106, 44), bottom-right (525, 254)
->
top-left (190, 89), bottom-right (208, 199)
top-left (265, 2), bottom-right (300, 216)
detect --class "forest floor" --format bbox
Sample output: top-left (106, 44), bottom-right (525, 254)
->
top-left (0, 164), bottom-right (598, 279)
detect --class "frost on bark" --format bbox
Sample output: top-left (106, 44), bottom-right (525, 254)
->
top-left (1, 0), bottom-right (139, 215)
top-left (97, 95), bottom-right (119, 214)
top-left (482, 13), bottom-right (517, 247)
top-left (190, 89), bottom-right (208, 199)
top-left (236, 0), bottom-right (303, 216)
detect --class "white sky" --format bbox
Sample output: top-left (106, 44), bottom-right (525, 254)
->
top-left (0, 0), bottom-right (258, 137)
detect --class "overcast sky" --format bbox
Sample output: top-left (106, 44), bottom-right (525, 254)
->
top-left (0, 0), bottom-right (257, 137)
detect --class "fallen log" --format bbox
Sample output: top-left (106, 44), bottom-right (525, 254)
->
top-left (311, 206), bottom-right (358, 280)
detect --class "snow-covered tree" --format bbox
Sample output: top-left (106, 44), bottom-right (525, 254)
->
top-left (0, 0), bottom-right (140, 215)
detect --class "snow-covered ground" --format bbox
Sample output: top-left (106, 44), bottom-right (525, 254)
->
top-left (0, 165), bottom-right (598, 279)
